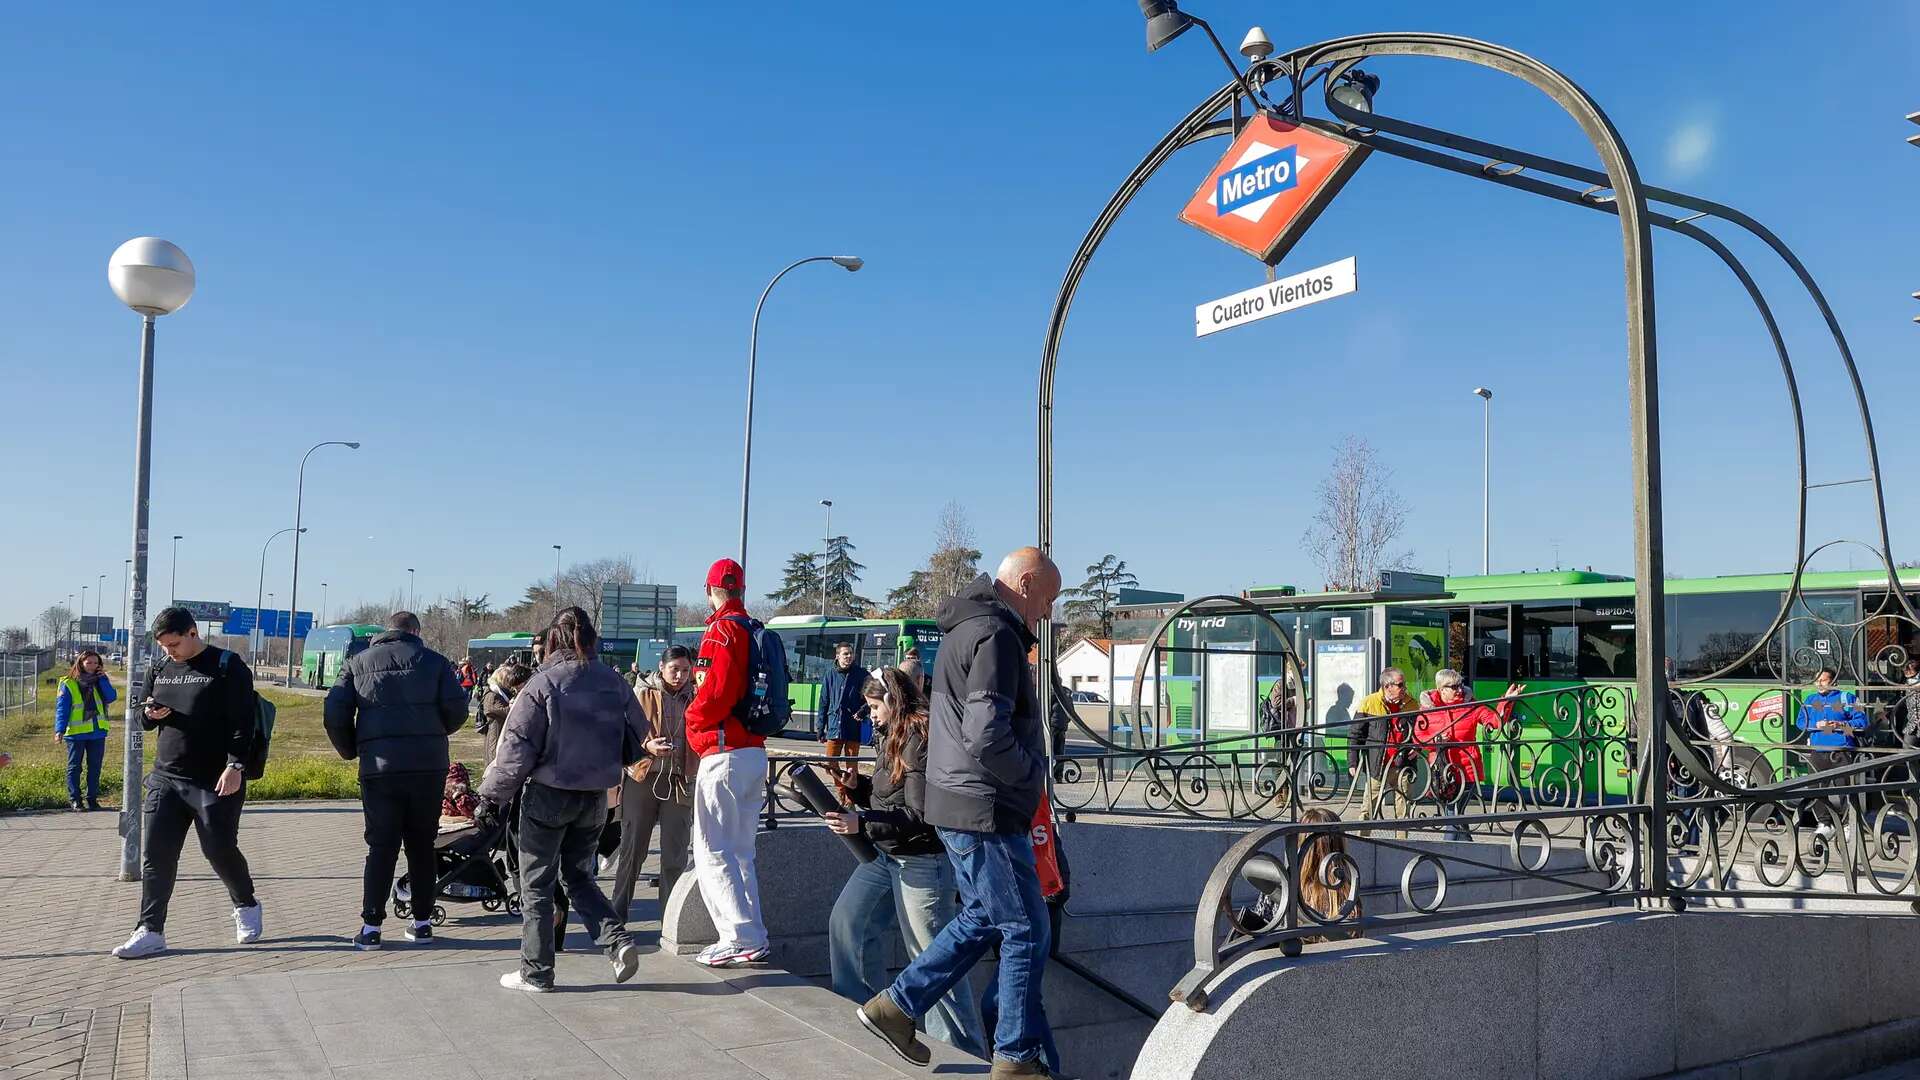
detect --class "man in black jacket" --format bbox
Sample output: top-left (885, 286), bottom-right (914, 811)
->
top-left (112, 607), bottom-right (262, 960)
top-left (325, 611), bottom-right (468, 949)
top-left (857, 548), bottom-right (1063, 1079)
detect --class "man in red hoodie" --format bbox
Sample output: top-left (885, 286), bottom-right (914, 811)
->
top-left (684, 558), bottom-right (771, 967)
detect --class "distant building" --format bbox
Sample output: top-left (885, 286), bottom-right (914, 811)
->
top-left (1056, 637), bottom-right (1156, 706)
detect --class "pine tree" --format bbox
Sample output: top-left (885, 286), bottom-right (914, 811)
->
top-left (768, 552), bottom-right (824, 616)
top-left (820, 537), bottom-right (872, 617)
top-left (1062, 555), bottom-right (1139, 643)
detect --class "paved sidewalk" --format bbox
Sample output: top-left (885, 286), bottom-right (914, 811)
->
top-left (147, 948), bottom-right (984, 1079)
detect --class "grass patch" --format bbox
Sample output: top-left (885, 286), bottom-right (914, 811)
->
top-left (1, 676), bottom-right (491, 811)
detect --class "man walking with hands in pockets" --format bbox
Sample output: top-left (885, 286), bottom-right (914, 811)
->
top-left (856, 548), bottom-right (1063, 1079)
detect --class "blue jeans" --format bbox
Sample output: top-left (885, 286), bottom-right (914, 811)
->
top-left (887, 828), bottom-right (1051, 1065)
top-left (830, 852), bottom-right (985, 1058)
top-left (65, 737), bottom-right (105, 803)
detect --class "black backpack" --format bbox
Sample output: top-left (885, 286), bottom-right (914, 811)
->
top-left (217, 650), bottom-right (276, 781)
top-left (725, 616), bottom-right (792, 737)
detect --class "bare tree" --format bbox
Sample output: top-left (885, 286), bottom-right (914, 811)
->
top-left (561, 557), bottom-right (637, 627)
top-left (1302, 435), bottom-right (1413, 591)
top-left (884, 502), bottom-right (983, 618)
top-left (1, 626), bottom-right (30, 651)
top-left (37, 605), bottom-right (74, 650)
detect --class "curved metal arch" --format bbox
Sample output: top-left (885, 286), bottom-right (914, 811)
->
top-left (1034, 32), bottom-right (1675, 889)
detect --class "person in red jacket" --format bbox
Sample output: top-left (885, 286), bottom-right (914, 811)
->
top-left (684, 558), bottom-right (771, 967)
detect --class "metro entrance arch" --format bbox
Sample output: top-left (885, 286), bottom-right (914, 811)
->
top-left (1033, 17), bottom-right (1920, 914)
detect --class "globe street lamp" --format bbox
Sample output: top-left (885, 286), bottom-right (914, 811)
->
top-left (287, 440), bottom-right (359, 685)
top-left (108, 236), bottom-right (194, 882)
top-left (738, 255), bottom-right (863, 566)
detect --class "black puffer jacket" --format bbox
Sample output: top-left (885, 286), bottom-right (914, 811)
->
top-left (324, 631), bottom-right (469, 777)
top-left (923, 575), bottom-right (1045, 835)
top-left (851, 723), bottom-right (941, 857)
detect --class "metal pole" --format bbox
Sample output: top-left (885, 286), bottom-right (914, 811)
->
top-left (255, 528), bottom-right (295, 668)
top-left (553, 546), bottom-right (562, 620)
top-left (320, 583), bottom-right (328, 626)
top-left (119, 315), bottom-right (155, 882)
top-left (120, 559), bottom-right (130, 657)
top-left (1481, 392), bottom-right (1492, 574)
top-left (739, 256), bottom-right (844, 567)
top-left (169, 536), bottom-right (180, 605)
top-left (820, 499), bottom-right (833, 616)
top-left (409, 568), bottom-right (415, 611)
top-left (288, 441), bottom-right (359, 685)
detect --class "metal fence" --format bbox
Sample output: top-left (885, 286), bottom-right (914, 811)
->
top-left (0, 654), bottom-right (39, 716)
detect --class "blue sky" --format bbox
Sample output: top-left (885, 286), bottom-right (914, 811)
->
top-left (3, 1), bottom-right (1918, 633)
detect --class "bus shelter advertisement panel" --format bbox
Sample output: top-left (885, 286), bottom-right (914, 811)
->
top-left (1390, 613), bottom-right (1446, 696)
top-left (1312, 641), bottom-right (1371, 770)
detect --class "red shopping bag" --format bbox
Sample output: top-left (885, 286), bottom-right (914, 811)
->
top-left (1030, 791), bottom-right (1065, 900)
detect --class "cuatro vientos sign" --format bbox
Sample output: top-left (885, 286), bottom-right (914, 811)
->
top-left (1179, 114), bottom-right (1370, 263)
top-left (1195, 257), bottom-right (1357, 337)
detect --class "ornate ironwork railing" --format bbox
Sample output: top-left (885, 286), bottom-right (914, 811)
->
top-left (1171, 755), bottom-right (1920, 1010)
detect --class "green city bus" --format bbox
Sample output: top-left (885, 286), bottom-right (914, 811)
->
top-left (1151, 568), bottom-right (1920, 798)
top-left (467, 632), bottom-right (537, 671)
top-left (671, 616), bottom-right (942, 737)
top-left (302, 624), bottom-right (383, 687)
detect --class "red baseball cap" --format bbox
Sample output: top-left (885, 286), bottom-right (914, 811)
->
top-left (706, 558), bottom-right (745, 590)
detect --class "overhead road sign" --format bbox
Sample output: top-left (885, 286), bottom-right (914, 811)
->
top-left (1194, 257), bottom-right (1356, 337)
top-left (1179, 114), bottom-right (1369, 264)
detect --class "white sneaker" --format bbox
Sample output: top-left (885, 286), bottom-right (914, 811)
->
top-left (499, 970), bottom-right (552, 993)
top-left (233, 903), bottom-right (263, 944)
top-left (113, 927), bottom-right (167, 959)
top-left (693, 941), bottom-right (770, 968)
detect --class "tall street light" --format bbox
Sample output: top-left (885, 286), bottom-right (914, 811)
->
top-left (320, 582), bottom-right (329, 626)
top-left (738, 255), bottom-right (864, 566)
top-left (108, 236), bottom-right (194, 881)
top-left (819, 499), bottom-right (834, 618)
top-left (1473, 387), bottom-right (1493, 575)
top-left (286, 440), bottom-right (359, 685)
top-left (169, 535), bottom-right (183, 605)
top-left (552, 545), bottom-right (563, 619)
top-left (255, 527), bottom-right (305, 668)
top-left (95, 574), bottom-right (105, 643)
top-left (408, 568), bottom-right (416, 612)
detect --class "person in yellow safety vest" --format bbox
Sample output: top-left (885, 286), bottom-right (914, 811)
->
top-left (56, 650), bottom-right (117, 812)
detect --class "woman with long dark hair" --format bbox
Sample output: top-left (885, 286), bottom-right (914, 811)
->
top-left (55, 650), bottom-right (117, 811)
top-left (477, 607), bottom-right (658, 992)
top-left (824, 668), bottom-right (985, 1057)
top-left (608, 644), bottom-right (697, 920)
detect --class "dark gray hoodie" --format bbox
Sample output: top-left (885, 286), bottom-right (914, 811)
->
top-left (923, 575), bottom-right (1046, 834)
top-left (479, 650), bottom-right (652, 801)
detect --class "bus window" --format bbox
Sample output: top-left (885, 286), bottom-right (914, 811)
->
top-left (1470, 607), bottom-right (1511, 682)
top-left (1666, 592), bottom-right (1779, 681)
top-left (1862, 592), bottom-right (1920, 683)
top-left (1517, 605), bottom-right (1578, 680)
top-left (793, 628), bottom-right (859, 682)
top-left (1574, 599), bottom-right (1636, 679)
top-left (1785, 593), bottom-right (1857, 682)
top-left (1446, 610), bottom-right (1470, 673)
top-left (858, 630), bottom-right (898, 675)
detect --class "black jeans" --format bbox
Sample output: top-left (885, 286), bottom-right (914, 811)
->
top-left (361, 774), bottom-right (442, 926)
top-left (516, 782), bottom-right (631, 987)
top-left (138, 773), bottom-right (255, 933)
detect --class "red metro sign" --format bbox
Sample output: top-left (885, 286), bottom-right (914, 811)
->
top-left (1179, 114), bottom-right (1370, 264)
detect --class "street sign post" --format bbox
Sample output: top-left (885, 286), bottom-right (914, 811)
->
top-left (1194, 256), bottom-right (1356, 337)
top-left (1179, 114), bottom-right (1369, 264)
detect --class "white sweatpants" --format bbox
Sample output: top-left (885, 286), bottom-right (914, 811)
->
top-left (692, 746), bottom-right (769, 950)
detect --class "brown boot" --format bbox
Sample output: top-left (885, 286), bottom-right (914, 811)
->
top-left (856, 991), bottom-right (929, 1066)
top-left (990, 1057), bottom-right (1057, 1079)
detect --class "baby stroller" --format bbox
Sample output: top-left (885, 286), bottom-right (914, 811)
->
top-left (395, 795), bottom-right (523, 923)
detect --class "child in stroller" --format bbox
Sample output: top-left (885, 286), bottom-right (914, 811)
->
top-left (395, 764), bottom-right (521, 923)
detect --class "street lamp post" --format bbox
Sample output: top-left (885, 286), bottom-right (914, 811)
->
top-left (95, 574), bottom-right (105, 645)
top-left (408, 568), bottom-right (416, 612)
top-left (820, 499), bottom-right (834, 617)
top-left (1474, 387), bottom-right (1493, 574)
top-left (255, 528), bottom-right (304, 668)
top-left (286, 440), bottom-right (359, 685)
top-left (109, 236), bottom-right (195, 881)
top-left (552, 545), bottom-right (562, 618)
top-left (169, 535), bottom-right (183, 605)
top-left (738, 255), bottom-right (864, 566)
top-left (320, 582), bottom-right (328, 626)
